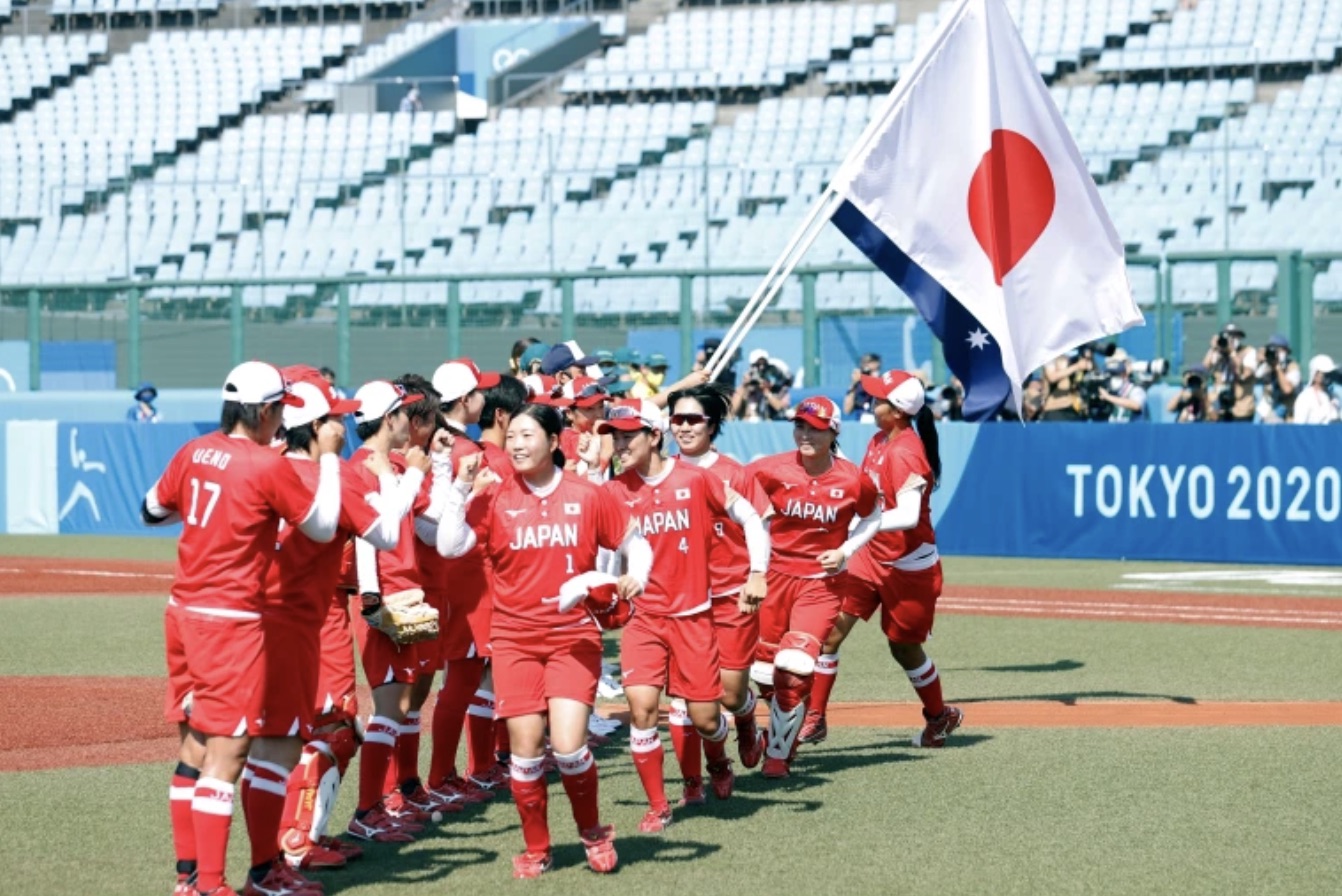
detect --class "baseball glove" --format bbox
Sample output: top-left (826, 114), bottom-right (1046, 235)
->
top-left (363, 588), bottom-right (439, 645)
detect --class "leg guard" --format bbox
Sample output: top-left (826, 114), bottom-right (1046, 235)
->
top-left (765, 668), bottom-right (812, 761)
top-left (279, 742), bottom-right (342, 855)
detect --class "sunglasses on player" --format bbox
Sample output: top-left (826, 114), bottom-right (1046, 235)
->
top-left (668, 413), bottom-right (708, 426)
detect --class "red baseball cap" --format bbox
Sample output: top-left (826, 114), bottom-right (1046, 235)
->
top-left (860, 369), bottom-right (925, 416)
top-left (597, 398), bottom-right (664, 433)
top-left (522, 374), bottom-right (572, 408)
top-left (565, 376), bottom-right (610, 409)
top-left (793, 396), bottom-right (841, 433)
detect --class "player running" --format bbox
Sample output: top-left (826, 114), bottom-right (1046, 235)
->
top-left (144, 361), bottom-right (343, 896)
top-left (436, 403), bottom-right (651, 879)
top-left (746, 396), bottom-right (881, 779)
top-left (802, 371), bottom-right (962, 749)
top-left (664, 382), bottom-right (770, 792)
top-left (600, 398), bottom-right (769, 829)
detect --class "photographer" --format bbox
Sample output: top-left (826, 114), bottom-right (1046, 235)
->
top-left (1255, 334), bottom-right (1302, 423)
top-left (732, 349), bottom-right (792, 421)
top-left (842, 352), bottom-right (884, 420)
top-left (1095, 349), bottom-right (1147, 422)
top-left (695, 337), bottom-right (740, 390)
top-left (1041, 347), bottom-right (1099, 421)
top-left (1167, 364), bottom-right (1213, 422)
top-left (1201, 323), bottom-right (1255, 422)
top-left (1292, 355), bottom-right (1341, 424)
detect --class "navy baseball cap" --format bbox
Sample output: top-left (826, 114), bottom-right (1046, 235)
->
top-left (542, 343), bottom-right (599, 375)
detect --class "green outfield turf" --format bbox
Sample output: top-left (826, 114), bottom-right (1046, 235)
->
top-left (3, 535), bottom-right (1341, 895)
top-left (2, 726), bottom-right (1338, 896)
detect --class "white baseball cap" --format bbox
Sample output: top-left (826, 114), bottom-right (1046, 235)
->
top-left (860, 369), bottom-right (926, 416)
top-left (282, 377), bottom-right (361, 429)
top-left (352, 380), bottom-right (422, 423)
top-left (432, 358), bottom-right (502, 404)
top-left (1309, 354), bottom-right (1336, 378)
top-left (221, 361), bottom-right (303, 407)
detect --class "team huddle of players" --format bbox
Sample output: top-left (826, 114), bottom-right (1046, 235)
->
top-left (146, 355), bottom-right (961, 896)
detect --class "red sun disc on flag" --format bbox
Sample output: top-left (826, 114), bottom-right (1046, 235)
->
top-left (967, 129), bottom-right (1056, 286)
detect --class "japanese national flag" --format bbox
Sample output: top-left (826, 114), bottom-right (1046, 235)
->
top-left (828, 0), bottom-right (1143, 417)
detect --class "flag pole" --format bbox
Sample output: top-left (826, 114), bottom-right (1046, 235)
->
top-left (705, 188), bottom-right (844, 380)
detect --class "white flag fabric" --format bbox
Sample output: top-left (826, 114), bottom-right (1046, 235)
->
top-left (828, 0), bottom-right (1143, 413)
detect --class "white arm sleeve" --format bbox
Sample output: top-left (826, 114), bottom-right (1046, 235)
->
top-left (839, 504), bottom-right (882, 559)
top-left (355, 537), bottom-right (380, 595)
top-left (296, 454), bottom-right (342, 543)
top-left (621, 530), bottom-right (653, 590)
top-left (436, 480), bottom-right (478, 558)
top-left (357, 472), bottom-right (410, 552)
top-left (726, 499), bottom-right (770, 573)
top-left (879, 486), bottom-right (925, 533)
top-left (415, 464), bottom-right (452, 546)
top-left (142, 482), bottom-right (181, 526)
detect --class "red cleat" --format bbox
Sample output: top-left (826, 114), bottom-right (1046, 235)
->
top-left (707, 758), bottom-right (735, 800)
top-left (281, 833), bottom-right (347, 871)
top-left (346, 804), bottom-right (416, 843)
top-left (638, 805), bottom-right (673, 834)
top-left (580, 824), bottom-right (618, 874)
top-left (912, 705), bottom-right (963, 748)
top-left (317, 836), bottom-right (363, 862)
top-left (240, 861), bottom-right (322, 895)
top-left (737, 724), bottom-right (763, 770)
top-left (677, 776), bottom-right (706, 808)
top-left (761, 755), bottom-right (791, 779)
top-left (798, 712), bottom-right (828, 746)
top-left (382, 790), bottom-right (430, 828)
top-left (511, 851), bottom-right (553, 880)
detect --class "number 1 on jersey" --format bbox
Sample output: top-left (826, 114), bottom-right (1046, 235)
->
top-left (565, 553), bottom-right (575, 575)
top-left (186, 477), bottom-right (222, 527)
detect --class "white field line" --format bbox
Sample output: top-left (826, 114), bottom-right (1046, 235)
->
top-left (940, 598), bottom-right (1342, 627)
top-left (1111, 583), bottom-right (1342, 599)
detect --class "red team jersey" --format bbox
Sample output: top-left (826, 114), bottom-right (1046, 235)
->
top-left (682, 451), bottom-right (769, 599)
top-left (480, 440), bottom-right (511, 478)
top-left (747, 451), bottom-right (880, 578)
top-left (603, 459), bottom-right (726, 617)
top-left (348, 446), bottom-right (428, 595)
top-left (263, 458), bottom-right (382, 626)
top-left (417, 432), bottom-right (485, 595)
top-left (466, 471), bottom-right (630, 634)
top-left (155, 431), bottom-right (317, 613)
top-left (859, 428), bottom-right (935, 566)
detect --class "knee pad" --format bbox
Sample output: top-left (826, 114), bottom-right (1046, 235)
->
top-left (775, 631), bottom-right (821, 676)
top-left (324, 724), bottom-right (360, 776)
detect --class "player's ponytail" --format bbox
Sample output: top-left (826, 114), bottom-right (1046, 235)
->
top-left (914, 405), bottom-right (941, 487)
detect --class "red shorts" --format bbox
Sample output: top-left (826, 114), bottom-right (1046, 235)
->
top-left (621, 610), bottom-right (722, 702)
top-left (841, 562), bottom-right (942, 643)
top-left (256, 615), bottom-right (320, 739)
top-left (163, 601), bottom-right (191, 724)
top-left (314, 591), bottom-right (357, 720)
top-left (491, 627), bottom-right (603, 719)
top-left (175, 608), bottom-right (266, 737)
top-left (353, 595), bottom-right (428, 688)
top-left (431, 587), bottom-right (493, 663)
top-left (757, 571), bottom-right (847, 657)
top-left (711, 596), bottom-right (759, 672)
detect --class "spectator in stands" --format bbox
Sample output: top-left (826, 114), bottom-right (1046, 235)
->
top-left (1292, 355), bottom-right (1340, 424)
top-left (1254, 334), bottom-right (1301, 423)
top-left (318, 365), bottom-right (346, 399)
top-left (614, 348), bottom-right (643, 389)
top-left (931, 379), bottom-right (964, 422)
top-left (510, 337), bottom-right (543, 375)
top-left (842, 353), bottom-right (884, 421)
top-left (693, 337), bottom-right (740, 390)
top-left (631, 352), bottom-right (669, 399)
top-left (399, 86), bottom-right (422, 115)
top-left (1169, 364), bottom-right (1213, 422)
top-left (1201, 323), bottom-right (1255, 422)
top-left (519, 342), bottom-right (550, 376)
top-left (541, 342), bottom-right (600, 384)
top-left (1096, 349), bottom-right (1147, 422)
top-left (128, 382), bottom-right (161, 423)
top-left (594, 350), bottom-right (618, 378)
top-left (732, 350), bottom-right (791, 421)
top-left (1040, 351), bottom-right (1091, 420)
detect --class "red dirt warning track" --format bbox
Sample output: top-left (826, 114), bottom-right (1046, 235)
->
top-left (0, 557), bottom-right (172, 595)
top-left (3, 677), bottom-right (1341, 773)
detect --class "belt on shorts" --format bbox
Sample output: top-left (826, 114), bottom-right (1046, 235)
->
top-left (884, 543), bottom-right (939, 572)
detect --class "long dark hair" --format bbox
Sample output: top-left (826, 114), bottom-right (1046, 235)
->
top-left (514, 404), bottom-right (567, 470)
top-left (667, 381), bottom-right (733, 442)
top-left (914, 405), bottom-right (942, 487)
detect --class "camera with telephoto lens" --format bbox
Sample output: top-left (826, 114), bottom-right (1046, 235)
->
top-left (1128, 358), bottom-right (1169, 388)
top-left (1077, 368), bottom-right (1114, 421)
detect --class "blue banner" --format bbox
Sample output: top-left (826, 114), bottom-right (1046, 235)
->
top-left (935, 423), bottom-right (1342, 565)
top-left (55, 423), bottom-right (209, 536)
